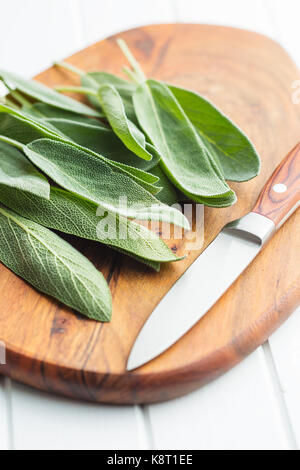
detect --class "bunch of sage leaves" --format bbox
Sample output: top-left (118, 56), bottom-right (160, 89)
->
top-left (55, 39), bottom-right (260, 207)
top-left (0, 39), bottom-right (259, 322)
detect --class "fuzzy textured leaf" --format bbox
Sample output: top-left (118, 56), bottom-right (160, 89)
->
top-left (0, 105), bottom-right (160, 193)
top-left (82, 71), bottom-right (136, 121)
top-left (133, 79), bottom-right (236, 207)
top-left (0, 204), bottom-right (112, 321)
top-left (0, 112), bottom-right (59, 144)
top-left (98, 84), bottom-right (152, 161)
top-left (24, 139), bottom-right (189, 228)
top-left (0, 141), bottom-right (49, 198)
top-left (23, 102), bottom-right (104, 126)
top-left (0, 185), bottom-right (180, 265)
top-left (0, 69), bottom-right (101, 117)
top-left (45, 118), bottom-right (160, 171)
top-left (169, 84), bottom-right (260, 182)
top-left (150, 165), bottom-right (179, 206)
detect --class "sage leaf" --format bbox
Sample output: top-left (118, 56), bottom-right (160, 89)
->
top-left (82, 71), bottom-right (136, 120)
top-left (0, 104), bottom-right (63, 141)
top-left (168, 85), bottom-right (260, 182)
top-left (23, 139), bottom-right (189, 228)
top-left (0, 204), bottom-right (112, 321)
top-left (44, 118), bottom-right (160, 171)
top-left (0, 141), bottom-right (50, 199)
top-left (0, 112), bottom-right (59, 145)
top-left (35, 113), bottom-right (160, 188)
top-left (133, 79), bottom-right (236, 207)
top-left (0, 185), bottom-right (180, 265)
top-left (55, 62), bottom-right (137, 121)
top-left (23, 102), bottom-right (104, 127)
top-left (56, 83), bottom-right (149, 156)
top-left (0, 69), bottom-right (101, 117)
top-left (98, 84), bottom-right (152, 161)
top-left (0, 105), bottom-right (160, 194)
top-left (99, 161), bottom-right (161, 195)
top-left (150, 165), bottom-right (180, 206)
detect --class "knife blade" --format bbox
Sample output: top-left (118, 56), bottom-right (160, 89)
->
top-left (127, 143), bottom-right (300, 371)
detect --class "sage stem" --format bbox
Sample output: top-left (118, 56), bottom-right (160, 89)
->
top-left (117, 39), bottom-right (146, 83)
top-left (0, 134), bottom-right (24, 150)
top-left (9, 89), bottom-right (31, 107)
top-left (55, 86), bottom-right (97, 96)
top-left (122, 66), bottom-right (140, 84)
top-left (54, 61), bottom-right (85, 77)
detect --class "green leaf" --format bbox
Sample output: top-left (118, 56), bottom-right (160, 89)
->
top-left (0, 185), bottom-right (180, 265)
top-left (56, 62), bottom-right (137, 121)
top-left (82, 71), bottom-right (136, 121)
top-left (0, 104), bottom-right (63, 141)
top-left (43, 117), bottom-right (160, 171)
top-left (150, 165), bottom-right (180, 206)
top-left (23, 102), bottom-right (104, 126)
top-left (23, 139), bottom-right (189, 228)
top-left (0, 69), bottom-right (101, 117)
top-left (168, 85), bottom-right (261, 182)
top-left (39, 116), bottom-right (161, 193)
top-left (98, 84), bottom-right (153, 161)
top-left (0, 141), bottom-right (49, 199)
top-left (0, 204), bottom-right (112, 321)
top-left (133, 79), bottom-right (236, 207)
top-left (0, 112), bottom-right (59, 144)
top-left (0, 105), bottom-right (160, 194)
top-left (99, 160), bottom-right (161, 195)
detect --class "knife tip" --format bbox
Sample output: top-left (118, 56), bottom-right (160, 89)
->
top-left (126, 354), bottom-right (142, 372)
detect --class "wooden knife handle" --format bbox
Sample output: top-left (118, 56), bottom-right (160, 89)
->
top-left (253, 143), bottom-right (300, 228)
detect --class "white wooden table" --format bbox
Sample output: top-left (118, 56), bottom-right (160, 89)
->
top-left (0, 0), bottom-right (300, 450)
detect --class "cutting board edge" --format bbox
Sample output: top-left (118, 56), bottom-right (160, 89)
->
top-left (1, 23), bottom-right (300, 404)
top-left (65, 22), bottom-right (287, 64)
top-left (2, 270), bottom-right (300, 404)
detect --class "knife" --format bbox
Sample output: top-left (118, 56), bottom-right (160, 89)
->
top-left (127, 143), bottom-right (300, 371)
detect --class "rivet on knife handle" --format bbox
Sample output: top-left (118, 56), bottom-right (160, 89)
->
top-left (253, 142), bottom-right (300, 229)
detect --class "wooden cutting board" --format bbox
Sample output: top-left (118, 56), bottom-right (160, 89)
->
top-left (1, 24), bottom-right (300, 404)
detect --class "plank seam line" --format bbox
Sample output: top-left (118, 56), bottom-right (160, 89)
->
top-left (136, 405), bottom-right (155, 450)
top-left (4, 377), bottom-right (14, 450)
top-left (263, 341), bottom-right (298, 449)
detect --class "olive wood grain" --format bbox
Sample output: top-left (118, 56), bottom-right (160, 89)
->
top-left (253, 142), bottom-right (300, 228)
top-left (1, 24), bottom-right (300, 404)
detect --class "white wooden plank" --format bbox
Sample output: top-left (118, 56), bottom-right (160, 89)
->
top-left (258, 0), bottom-right (300, 451)
top-left (147, 347), bottom-right (293, 450)
top-left (268, 307), bottom-right (300, 447)
top-left (264, 0), bottom-right (300, 67)
top-left (10, 381), bottom-right (145, 450)
top-left (79, 0), bottom-right (176, 45)
top-left (0, 0), bottom-right (85, 77)
top-left (174, 0), bottom-right (275, 37)
top-left (0, 0), bottom-right (297, 452)
top-left (0, 376), bottom-right (11, 450)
